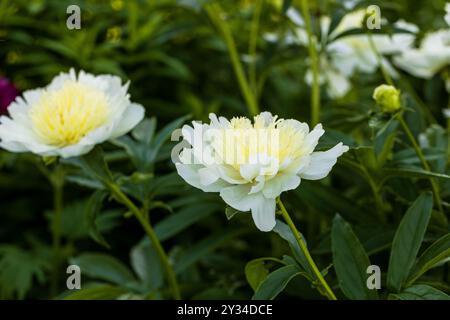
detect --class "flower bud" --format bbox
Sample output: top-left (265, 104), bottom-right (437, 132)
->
top-left (372, 84), bottom-right (401, 113)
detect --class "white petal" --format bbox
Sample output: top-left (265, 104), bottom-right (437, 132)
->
top-left (217, 165), bottom-right (248, 184)
top-left (286, 8), bottom-right (304, 26)
top-left (443, 108), bottom-right (450, 119)
top-left (46, 68), bottom-right (77, 91)
top-left (176, 163), bottom-right (228, 192)
top-left (219, 184), bottom-right (258, 211)
top-left (198, 167), bottom-right (220, 186)
top-left (303, 124), bottom-right (325, 154)
top-left (300, 143), bottom-right (349, 180)
top-left (55, 144), bottom-right (95, 159)
top-left (111, 103), bottom-right (145, 139)
top-left (0, 140), bottom-right (27, 152)
top-left (251, 197), bottom-right (276, 232)
top-left (176, 163), bottom-right (204, 190)
top-left (325, 69), bottom-right (351, 98)
top-left (249, 176), bottom-right (265, 194)
top-left (239, 163), bottom-right (260, 181)
top-left (262, 174), bottom-right (301, 199)
top-left (181, 124), bottom-right (195, 145)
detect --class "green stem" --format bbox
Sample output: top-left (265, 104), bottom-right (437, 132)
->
top-left (206, 3), bottom-right (259, 116)
top-left (248, 0), bottom-right (263, 95)
top-left (367, 32), bottom-right (394, 86)
top-left (352, 152), bottom-right (386, 223)
top-left (296, 0), bottom-right (320, 125)
top-left (109, 184), bottom-right (181, 300)
top-left (397, 115), bottom-right (444, 214)
top-left (366, 174), bottom-right (386, 223)
top-left (276, 197), bottom-right (337, 300)
top-left (50, 166), bottom-right (64, 297)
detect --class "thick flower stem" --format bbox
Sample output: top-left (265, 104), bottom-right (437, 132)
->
top-left (296, 0), bottom-right (320, 126)
top-left (276, 198), bottom-right (337, 300)
top-left (50, 166), bottom-right (64, 297)
top-left (108, 184), bottom-right (181, 300)
top-left (397, 115), bottom-right (444, 214)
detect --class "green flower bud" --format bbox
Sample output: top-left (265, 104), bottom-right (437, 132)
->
top-left (372, 84), bottom-right (402, 113)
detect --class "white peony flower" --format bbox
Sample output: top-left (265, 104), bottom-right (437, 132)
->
top-left (175, 112), bottom-right (349, 232)
top-left (285, 8), bottom-right (417, 98)
top-left (394, 4), bottom-right (450, 79)
top-left (329, 14), bottom-right (417, 76)
top-left (0, 69), bottom-right (145, 158)
top-left (394, 30), bottom-right (450, 79)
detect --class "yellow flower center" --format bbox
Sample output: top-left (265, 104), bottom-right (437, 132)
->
top-left (30, 80), bottom-right (110, 147)
top-left (210, 115), bottom-right (308, 171)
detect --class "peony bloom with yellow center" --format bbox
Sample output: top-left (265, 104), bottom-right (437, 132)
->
top-left (175, 112), bottom-right (349, 232)
top-left (0, 69), bottom-right (145, 158)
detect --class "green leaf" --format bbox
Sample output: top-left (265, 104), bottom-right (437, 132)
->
top-left (154, 203), bottom-right (221, 242)
top-left (293, 181), bottom-right (373, 224)
top-left (0, 245), bottom-right (50, 299)
top-left (86, 191), bottom-right (111, 249)
top-left (174, 228), bottom-right (243, 274)
top-left (70, 253), bottom-right (136, 286)
top-left (272, 220), bottom-right (311, 274)
top-left (150, 115), bottom-right (190, 162)
top-left (245, 259), bottom-right (270, 291)
top-left (407, 234), bottom-right (450, 286)
top-left (132, 118), bottom-right (157, 144)
top-left (381, 167), bottom-right (450, 183)
top-left (64, 147), bottom-right (114, 186)
top-left (252, 265), bottom-right (302, 300)
top-left (130, 241), bottom-right (164, 290)
top-left (392, 284), bottom-right (450, 300)
top-left (64, 285), bottom-right (129, 300)
top-left (387, 192), bottom-right (433, 292)
top-left (331, 215), bottom-right (378, 300)
top-left (112, 115), bottom-right (189, 172)
top-left (374, 118), bottom-right (399, 166)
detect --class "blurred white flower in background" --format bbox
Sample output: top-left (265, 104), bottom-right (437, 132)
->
top-left (267, 8), bottom-right (417, 98)
top-left (175, 112), bottom-right (349, 232)
top-left (443, 108), bottom-right (450, 118)
top-left (394, 30), bottom-right (450, 79)
top-left (0, 69), bottom-right (145, 158)
top-left (394, 3), bottom-right (450, 81)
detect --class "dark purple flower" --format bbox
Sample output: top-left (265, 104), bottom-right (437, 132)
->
top-left (0, 77), bottom-right (18, 114)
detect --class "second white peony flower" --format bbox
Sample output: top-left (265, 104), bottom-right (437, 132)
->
top-left (0, 69), bottom-right (145, 158)
top-left (175, 112), bottom-right (349, 232)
